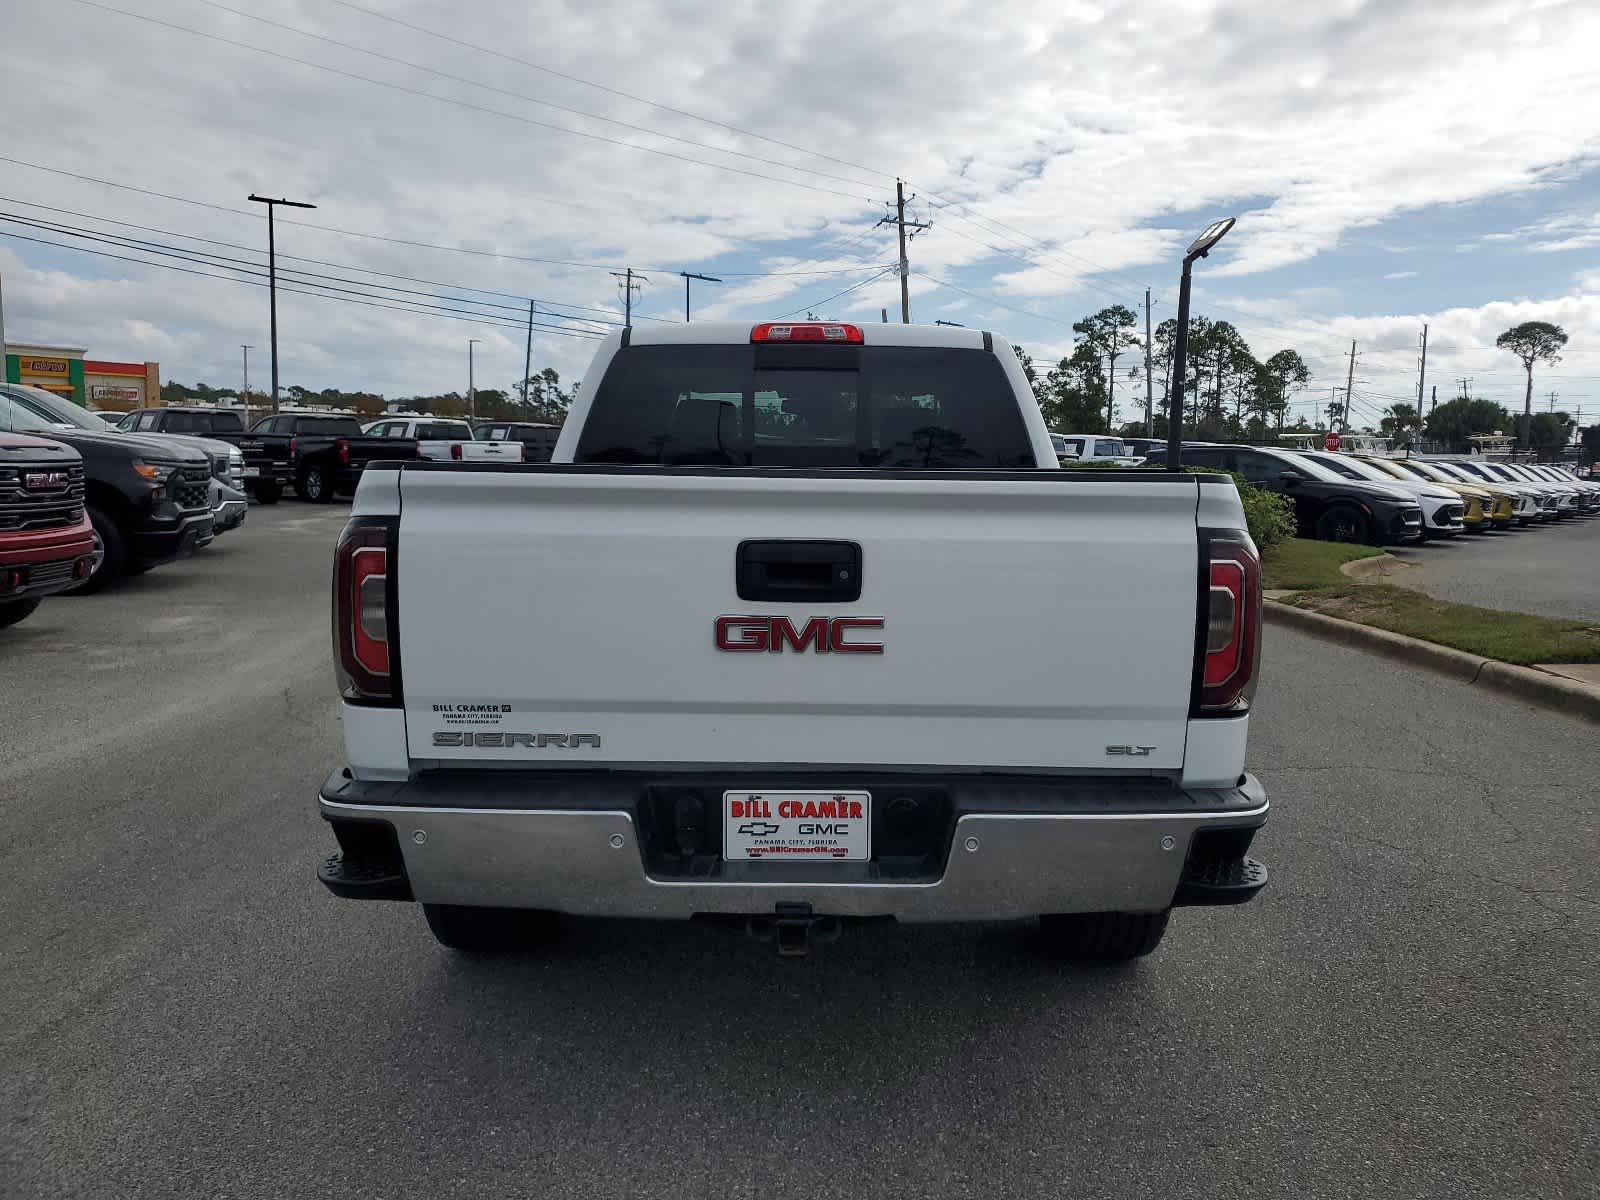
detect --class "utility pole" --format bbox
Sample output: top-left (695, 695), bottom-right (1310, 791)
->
top-left (1547, 389), bottom-right (1559, 413)
top-left (679, 272), bottom-right (721, 322)
top-left (1144, 287), bottom-right (1154, 436)
top-left (877, 179), bottom-right (931, 323)
top-left (240, 345), bottom-right (253, 424)
top-left (610, 268), bottom-right (647, 327)
top-left (1458, 377), bottom-right (1472, 402)
top-left (1343, 339), bottom-right (1358, 429)
top-left (1430, 384), bottom-right (1437, 414)
top-left (0, 266), bottom-right (8, 368)
top-left (247, 194), bottom-right (317, 411)
top-left (467, 338), bottom-right (481, 423)
top-left (1416, 324), bottom-right (1428, 412)
top-left (522, 300), bottom-right (534, 412)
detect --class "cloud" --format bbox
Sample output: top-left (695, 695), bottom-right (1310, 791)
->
top-left (2, 0), bottom-right (1599, 397)
top-left (1383, 271), bottom-right (1419, 280)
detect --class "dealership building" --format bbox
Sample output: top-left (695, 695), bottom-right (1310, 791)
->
top-left (4, 342), bottom-right (161, 411)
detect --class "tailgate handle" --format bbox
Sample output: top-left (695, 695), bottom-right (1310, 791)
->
top-left (737, 540), bottom-right (862, 602)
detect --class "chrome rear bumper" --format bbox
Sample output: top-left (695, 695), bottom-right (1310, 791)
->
top-left (319, 771), bottom-right (1269, 920)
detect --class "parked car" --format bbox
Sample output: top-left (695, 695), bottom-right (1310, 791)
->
top-left (117, 407), bottom-right (283, 503)
top-left (0, 431), bottom-right (96, 627)
top-left (209, 477), bottom-right (249, 535)
top-left (1449, 461), bottom-right (1561, 521)
top-left (1497, 463), bottom-right (1583, 515)
top-left (1055, 433), bottom-right (1143, 466)
top-left (1048, 432), bottom-right (1079, 461)
top-left (0, 388), bottom-right (214, 592)
top-left (1522, 463), bottom-right (1600, 511)
top-left (1122, 437), bottom-right (1170, 463)
top-left (474, 420), bottom-right (561, 463)
top-left (1360, 457), bottom-right (1512, 529)
top-left (364, 416), bottom-right (521, 463)
top-left (1424, 461), bottom-right (1540, 524)
top-left (317, 320), bottom-right (1271, 961)
top-left (1179, 442), bottom-right (1423, 544)
top-left (11, 395), bottom-right (249, 531)
top-left (1296, 451), bottom-right (1464, 537)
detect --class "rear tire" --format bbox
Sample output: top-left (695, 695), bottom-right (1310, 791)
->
top-left (63, 506), bottom-right (126, 595)
top-left (0, 598), bottom-right (42, 628)
top-left (422, 903), bottom-right (554, 953)
top-left (1039, 910), bottom-right (1170, 963)
top-left (296, 465), bottom-right (335, 503)
top-left (1315, 504), bottom-right (1373, 545)
top-left (252, 481), bottom-right (282, 505)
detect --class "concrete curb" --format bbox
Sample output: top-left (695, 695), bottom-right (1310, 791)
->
top-left (1264, 600), bottom-right (1600, 724)
top-left (1339, 552), bottom-right (1402, 579)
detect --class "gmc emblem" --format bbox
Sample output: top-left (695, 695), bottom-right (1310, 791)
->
top-left (24, 471), bottom-right (69, 490)
top-left (715, 615), bottom-right (885, 654)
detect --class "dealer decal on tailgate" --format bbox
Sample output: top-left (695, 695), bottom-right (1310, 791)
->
top-left (724, 791), bottom-right (871, 861)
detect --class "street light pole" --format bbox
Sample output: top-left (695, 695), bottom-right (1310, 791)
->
top-left (468, 338), bottom-right (481, 423)
top-left (679, 272), bottom-right (722, 321)
top-left (1165, 217), bottom-right (1237, 472)
top-left (247, 194), bottom-right (316, 412)
top-left (241, 344), bottom-right (253, 425)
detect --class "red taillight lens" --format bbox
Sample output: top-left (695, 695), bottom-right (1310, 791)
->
top-left (333, 518), bottom-right (399, 704)
top-left (750, 321), bottom-right (863, 344)
top-left (288, 436), bottom-right (298, 457)
top-left (517, 442), bottom-right (527, 462)
top-left (450, 442), bottom-right (463, 460)
top-left (1197, 537), bottom-right (1260, 714)
top-left (337, 437), bottom-right (350, 465)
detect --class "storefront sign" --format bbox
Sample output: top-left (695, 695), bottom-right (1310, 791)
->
top-left (22, 358), bottom-right (68, 374)
top-left (91, 384), bottom-right (141, 403)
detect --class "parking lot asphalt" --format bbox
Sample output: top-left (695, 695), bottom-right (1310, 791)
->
top-left (1383, 515), bottom-right (1600, 622)
top-left (2, 501), bottom-right (1596, 1200)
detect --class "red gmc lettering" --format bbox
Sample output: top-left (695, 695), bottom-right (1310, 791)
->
top-left (715, 616), bottom-right (885, 654)
top-left (769, 617), bottom-right (830, 654)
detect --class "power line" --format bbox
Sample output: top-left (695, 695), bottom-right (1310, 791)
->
top-left (768, 268), bottom-right (896, 320)
top-left (190, 0), bottom-right (887, 195)
top-left (0, 157), bottom-right (883, 277)
top-left (0, 198), bottom-right (640, 323)
top-left (0, 212), bottom-right (613, 334)
top-left (0, 229), bottom-right (603, 338)
top-left (324, 0), bottom-right (886, 181)
top-left (67, 0), bottom-right (874, 203)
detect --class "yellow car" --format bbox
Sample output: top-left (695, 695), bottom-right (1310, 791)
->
top-left (1356, 457), bottom-right (1512, 529)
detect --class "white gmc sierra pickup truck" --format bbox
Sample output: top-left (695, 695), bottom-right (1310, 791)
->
top-left (319, 320), bottom-right (1269, 960)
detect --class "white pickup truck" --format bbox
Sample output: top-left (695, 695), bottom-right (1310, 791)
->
top-left (319, 321), bottom-right (1269, 960)
top-left (362, 416), bottom-right (522, 463)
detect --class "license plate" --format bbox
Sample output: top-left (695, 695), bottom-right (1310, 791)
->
top-left (723, 791), bottom-right (871, 862)
top-left (242, 466), bottom-right (260, 478)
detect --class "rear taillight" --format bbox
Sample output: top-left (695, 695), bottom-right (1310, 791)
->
top-left (450, 443), bottom-right (463, 460)
top-left (288, 436), bottom-right (298, 457)
top-left (337, 437), bottom-right (350, 465)
top-left (1195, 535), bottom-right (1260, 715)
top-left (517, 442), bottom-right (527, 462)
top-left (333, 517), bottom-right (400, 705)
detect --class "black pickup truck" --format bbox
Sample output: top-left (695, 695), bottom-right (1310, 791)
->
top-left (119, 409), bottom-right (418, 503)
top-left (265, 413), bottom-right (418, 502)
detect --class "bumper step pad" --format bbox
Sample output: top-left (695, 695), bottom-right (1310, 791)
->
top-left (318, 852), bottom-right (413, 901)
top-left (1173, 855), bottom-right (1268, 907)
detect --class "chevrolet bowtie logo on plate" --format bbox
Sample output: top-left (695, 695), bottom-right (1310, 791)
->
top-left (738, 822), bottom-right (782, 837)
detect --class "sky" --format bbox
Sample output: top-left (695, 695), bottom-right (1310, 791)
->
top-left (3, 0), bottom-right (1600, 430)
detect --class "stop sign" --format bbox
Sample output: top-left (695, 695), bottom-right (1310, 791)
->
top-left (1324, 432), bottom-right (1342, 452)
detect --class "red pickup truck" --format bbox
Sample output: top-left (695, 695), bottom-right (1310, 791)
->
top-left (0, 432), bottom-right (97, 628)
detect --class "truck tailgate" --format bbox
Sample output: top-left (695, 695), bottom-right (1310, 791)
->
top-left (395, 468), bottom-right (1202, 772)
